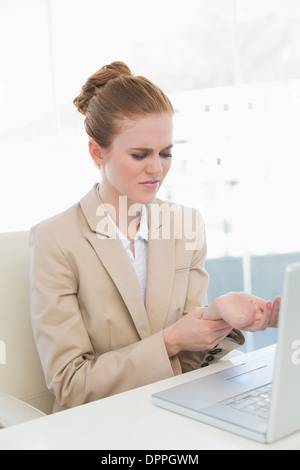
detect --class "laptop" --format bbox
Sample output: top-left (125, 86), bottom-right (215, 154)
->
top-left (152, 262), bottom-right (300, 443)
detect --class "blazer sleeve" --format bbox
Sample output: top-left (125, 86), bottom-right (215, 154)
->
top-left (29, 224), bottom-right (177, 412)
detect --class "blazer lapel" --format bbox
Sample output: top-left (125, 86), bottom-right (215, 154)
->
top-left (80, 185), bottom-right (151, 339)
top-left (145, 202), bottom-right (175, 333)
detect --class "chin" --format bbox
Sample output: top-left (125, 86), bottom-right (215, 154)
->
top-left (128, 190), bottom-right (157, 205)
top-left (141, 193), bottom-right (158, 205)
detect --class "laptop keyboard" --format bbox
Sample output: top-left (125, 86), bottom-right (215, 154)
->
top-left (219, 383), bottom-right (272, 418)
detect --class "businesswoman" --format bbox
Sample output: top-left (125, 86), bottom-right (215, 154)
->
top-left (30, 62), bottom-right (280, 412)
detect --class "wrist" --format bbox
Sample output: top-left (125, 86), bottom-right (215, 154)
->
top-left (163, 325), bottom-right (180, 358)
top-left (202, 300), bottom-right (222, 321)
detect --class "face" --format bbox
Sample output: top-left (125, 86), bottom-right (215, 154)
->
top-left (91, 113), bottom-right (173, 206)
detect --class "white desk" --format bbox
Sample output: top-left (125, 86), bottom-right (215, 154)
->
top-left (0, 345), bottom-right (299, 450)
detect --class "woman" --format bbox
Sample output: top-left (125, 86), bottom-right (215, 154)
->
top-left (30, 62), bottom-right (280, 412)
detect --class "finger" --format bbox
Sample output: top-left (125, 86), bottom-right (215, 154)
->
top-left (214, 325), bottom-right (233, 336)
top-left (212, 327), bottom-right (233, 346)
top-left (201, 317), bottom-right (231, 329)
top-left (269, 296), bottom-right (280, 328)
top-left (247, 300), bottom-right (272, 332)
top-left (258, 301), bottom-right (272, 330)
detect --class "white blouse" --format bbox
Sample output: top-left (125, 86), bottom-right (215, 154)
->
top-left (107, 205), bottom-right (148, 303)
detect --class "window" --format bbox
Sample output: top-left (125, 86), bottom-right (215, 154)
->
top-left (1, 2), bottom-right (300, 345)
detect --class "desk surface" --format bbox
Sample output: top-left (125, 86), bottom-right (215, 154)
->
top-left (0, 345), bottom-right (299, 450)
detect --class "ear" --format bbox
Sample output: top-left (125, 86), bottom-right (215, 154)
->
top-left (88, 139), bottom-right (105, 167)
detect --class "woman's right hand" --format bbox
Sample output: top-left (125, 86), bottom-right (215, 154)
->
top-left (162, 307), bottom-right (233, 358)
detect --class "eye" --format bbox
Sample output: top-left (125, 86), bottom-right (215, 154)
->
top-left (131, 153), bottom-right (148, 160)
top-left (159, 152), bottom-right (172, 158)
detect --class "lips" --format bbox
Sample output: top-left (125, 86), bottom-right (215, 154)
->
top-left (139, 180), bottom-right (160, 190)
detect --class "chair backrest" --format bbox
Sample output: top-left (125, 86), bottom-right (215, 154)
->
top-left (0, 231), bottom-right (54, 414)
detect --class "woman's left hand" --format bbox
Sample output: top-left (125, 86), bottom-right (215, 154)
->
top-left (203, 292), bottom-right (281, 332)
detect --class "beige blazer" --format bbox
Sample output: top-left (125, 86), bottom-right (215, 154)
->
top-left (30, 184), bottom-right (244, 412)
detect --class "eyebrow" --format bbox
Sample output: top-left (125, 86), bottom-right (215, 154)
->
top-left (130, 144), bottom-right (174, 151)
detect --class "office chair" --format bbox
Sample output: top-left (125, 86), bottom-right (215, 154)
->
top-left (0, 231), bottom-right (54, 427)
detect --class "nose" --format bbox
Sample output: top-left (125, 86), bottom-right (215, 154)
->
top-left (146, 153), bottom-right (163, 175)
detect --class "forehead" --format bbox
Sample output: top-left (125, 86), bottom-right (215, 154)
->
top-left (114, 113), bottom-right (173, 147)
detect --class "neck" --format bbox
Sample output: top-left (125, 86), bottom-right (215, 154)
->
top-left (98, 185), bottom-right (142, 241)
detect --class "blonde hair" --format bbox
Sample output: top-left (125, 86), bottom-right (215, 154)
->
top-left (73, 61), bottom-right (174, 149)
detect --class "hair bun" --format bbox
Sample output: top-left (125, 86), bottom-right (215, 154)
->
top-left (101, 61), bottom-right (132, 76)
top-left (73, 61), bottom-right (132, 115)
